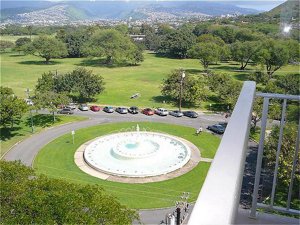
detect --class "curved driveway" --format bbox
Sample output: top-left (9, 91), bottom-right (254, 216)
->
top-left (3, 110), bottom-right (225, 224)
top-left (3, 110), bottom-right (225, 166)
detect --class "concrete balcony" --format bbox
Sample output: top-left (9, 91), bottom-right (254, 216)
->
top-left (188, 81), bottom-right (300, 225)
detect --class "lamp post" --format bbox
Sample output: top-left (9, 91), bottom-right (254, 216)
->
top-left (179, 70), bottom-right (185, 112)
top-left (26, 88), bottom-right (34, 133)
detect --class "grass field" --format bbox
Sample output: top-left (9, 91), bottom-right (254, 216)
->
top-left (1, 37), bottom-right (298, 109)
top-left (0, 114), bottom-right (87, 157)
top-left (34, 122), bottom-right (220, 209)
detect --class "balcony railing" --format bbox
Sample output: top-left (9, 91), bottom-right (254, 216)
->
top-left (188, 81), bottom-right (300, 224)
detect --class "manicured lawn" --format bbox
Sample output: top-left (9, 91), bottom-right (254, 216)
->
top-left (1, 50), bottom-right (298, 109)
top-left (34, 122), bottom-right (220, 209)
top-left (0, 113), bottom-right (87, 157)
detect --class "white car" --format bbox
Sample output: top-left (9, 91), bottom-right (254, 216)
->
top-left (155, 108), bottom-right (168, 116)
top-left (79, 104), bottom-right (89, 111)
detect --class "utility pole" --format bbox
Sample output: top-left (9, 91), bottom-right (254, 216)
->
top-left (179, 69), bottom-right (185, 112)
top-left (26, 88), bottom-right (34, 133)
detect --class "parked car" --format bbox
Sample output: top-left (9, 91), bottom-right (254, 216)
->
top-left (66, 103), bottom-right (76, 110)
top-left (142, 108), bottom-right (154, 116)
top-left (207, 124), bottom-right (225, 134)
top-left (90, 105), bottom-right (101, 112)
top-left (116, 107), bottom-right (128, 114)
top-left (169, 110), bottom-right (183, 117)
top-left (183, 111), bottom-right (198, 118)
top-left (128, 106), bottom-right (139, 114)
top-left (218, 122), bottom-right (228, 129)
top-left (78, 104), bottom-right (89, 111)
top-left (155, 108), bottom-right (168, 116)
top-left (58, 108), bottom-right (74, 114)
top-left (103, 106), bottom-right (114, 113)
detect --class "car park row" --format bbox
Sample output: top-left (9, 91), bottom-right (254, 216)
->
top-left (58, 104), bottom-right (199, 118)
top-left (57, 104), bottom-right (227, 134)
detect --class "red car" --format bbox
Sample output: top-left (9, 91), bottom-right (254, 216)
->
top-left (90, 105), bottom-right (101, 112)
top-left (142, 108), bottom-right (154, 116)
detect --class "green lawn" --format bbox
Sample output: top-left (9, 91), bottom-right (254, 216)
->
top-left (34, 122), bottom-right (220, 209)
top-left (0, 114), bottom-right (87, 157)
top-left (1, 49), bottom-right (298, 109)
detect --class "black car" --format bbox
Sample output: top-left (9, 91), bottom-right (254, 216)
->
top-left (218, 122), bottom-right (228, 129)
top-left (183, 111), bottom-right (198, 118)
top-left (103, 106), bottom-right (114, 113)
top-left (207, 124), bottom-right (225, 134)
top-left (128, 106), bottom-right (139, 114)
top-left (116, 107), bottom-right (128, 114)
top-left (58, 108), bottom-right (74, 115)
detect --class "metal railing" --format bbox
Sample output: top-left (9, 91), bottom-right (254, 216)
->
top-left (188, 81), bottom-right (256, 224)
top-left (188, 81), bottom-right (300, 224)
top-left (250, 92), bottom-right (300, 217)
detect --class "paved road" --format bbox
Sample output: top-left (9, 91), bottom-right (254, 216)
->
top-left (3, 110), bottom-right (226, 166)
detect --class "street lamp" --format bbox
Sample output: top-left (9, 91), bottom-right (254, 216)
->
top-left (25, 88), bottom-right (34, 133)
top-left (179, 70), bottom-right (185, 112)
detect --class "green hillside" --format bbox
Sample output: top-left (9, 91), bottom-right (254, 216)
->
top-left (264, 0), bottom-right (299, 20)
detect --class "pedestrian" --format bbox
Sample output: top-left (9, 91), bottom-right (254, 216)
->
top-left (196, 126), bottom-right (203, 136)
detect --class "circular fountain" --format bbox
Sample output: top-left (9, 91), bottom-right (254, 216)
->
top-left (83, 125), bottom-right (192, 177)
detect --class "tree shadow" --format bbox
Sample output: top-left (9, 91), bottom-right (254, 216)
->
top-left (185, 68), bottom-right (203, 75)
top-left (76, 58), bottom-right (134, 68)
top-left (25, 114), bottom-right (62, 128)
top-left (152, 95), bottom-right (175, 105)
top-left (152, 95), bottom-right (197, 108)
top-left (233, 73), bottom-right (249, 81)
top-left (18, 60), bottom-right (62, 65)
top-left (211, 65), bottom-right (240, 71)
top-left (0, 126), bottom-right (23, 142)
top-left (205, 96), bottom-right (228, 112)
top-left (9, 54), bottom-right (26, 57)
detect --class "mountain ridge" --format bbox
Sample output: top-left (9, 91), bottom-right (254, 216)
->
top-left (1, 1), bottom-right (260, 24)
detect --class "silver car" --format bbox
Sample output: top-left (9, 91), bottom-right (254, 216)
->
top-left (116, 107), bottom-right (128, 114)
top-left (155, 108), bottom-right (168, 116)
top-left (169, 110), bottom-right (183, 117)
top-left (78, 104), bottom-right (89, 111)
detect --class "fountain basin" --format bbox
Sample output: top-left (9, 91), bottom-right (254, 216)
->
top-left (83, 131), bottom-right (191, 177)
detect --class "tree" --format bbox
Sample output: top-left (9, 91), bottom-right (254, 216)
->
top-left (197, 34), bottom-right (230, 60)
top-left (193, 22), bottom-right (211, 36)
top-left (35, 68), bottom-right (105, 102)
top-left (35, 71), bottom-right (55, 93)
top-left (285, 39), bottom-right (300, 63)
top-left (231, 41), bottom-right (261, 70)
top-left (211, 25), bottom-right (237, 44)
top-left (275, 73), bottom-right (300, 95)
top-left (82, 29), bottom-right (140, 65)
top-left (0, 160), bottom-right (138, 224)
top-left (0, 87), bottom-right (28, 128)
top-left (65, 68), bottom-right (105, 101)
top-left (157, 27), bottom-right (196, 58)
top-left (207, 73), bottom-right (242, 108)
top-left (188, 42), bottom-right (221, 70)
top-left (161, 69), bottom-right (208, 105)
top-left (14, 37), bottom-right (31, 54)
top-left (57, 29), bottom-right (89, 58)
top-left (0, 40), bottom-right (14, 52)
top-left (27, 36), bottom-right (68, 63)
top-left (34, 91), bottom-right (70, 122)
top-left (264, 123), bottom-right (299, 204)
top-left (256, 39), bottom-right (289, 79)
